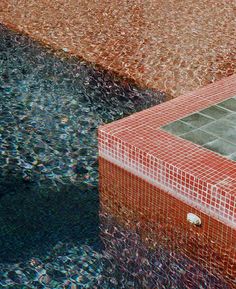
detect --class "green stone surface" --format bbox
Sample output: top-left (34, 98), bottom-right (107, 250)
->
top-left (203, 139), bottom-right (236, 156)
top-left (221, 129), bottom-right (236, 145)
top-left (162, 120), bottom-right (194, 136)
top-left (161, 97), bottom-right (236, 161)
top-left (228, 153), bottom-right (236, 161)
top-left (181, 113), bottom-right (214, 128)
top-left (217, 98), bottom-right (236, 112)
top-left (200, 105), bottom-right (231, 119)
top-left (203, 119), bottom-right (235, 137)
top-left (225, 113), bottom-right (236, 123)
top-left (181, 130), bottom-right (217, 145)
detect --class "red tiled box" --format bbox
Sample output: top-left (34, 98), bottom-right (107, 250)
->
top-left (98, 75), bottom-right (236, 287)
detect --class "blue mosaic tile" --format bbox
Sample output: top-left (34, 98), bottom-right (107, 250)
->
top-left (0, 24), bottom-right (166, 288)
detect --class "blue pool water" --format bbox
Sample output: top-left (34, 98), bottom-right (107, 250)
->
top-left (0, 25), bottom-right (231, 288)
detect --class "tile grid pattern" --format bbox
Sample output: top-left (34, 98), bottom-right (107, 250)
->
top-left (98, 75), bottom-right (236, 229)
top-left (162, 96), bottom-right (236, 160)
top-left (1, 0), bottom-right (235, 98)
top-left (99, 158), bottom-right (236, 287)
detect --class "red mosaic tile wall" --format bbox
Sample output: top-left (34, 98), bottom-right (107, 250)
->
top-left (99, 126), bottom-right (236, 228)
top-left (98, 76), bottom-right (236, 288)
top-left (99, 157), bottom-right (236, 288)
top-left (98, 75), bottom-right (236, 230)
top-left (1, 0), bottom-right (235, 98)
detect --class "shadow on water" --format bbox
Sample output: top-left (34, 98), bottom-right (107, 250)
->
top-left (0, 23), bottom-right (164, 287)
top-left (0, 175), bottom-right (100, 262)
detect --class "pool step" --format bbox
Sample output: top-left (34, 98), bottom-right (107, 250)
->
top-left (98, 75), bottom-right (236, 288)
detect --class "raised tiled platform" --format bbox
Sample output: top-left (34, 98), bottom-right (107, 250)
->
top-left (98, 75), bottom-right (236, 287)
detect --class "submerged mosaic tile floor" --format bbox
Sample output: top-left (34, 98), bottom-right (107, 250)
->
top-left (162, 96), bottom-right (236, 160)
top-left (0, 24), bottom-right (232, 289)
top-left (0, 0), bottom-right (235, 98)
top-left (0, 24), bottom-right (165, 288)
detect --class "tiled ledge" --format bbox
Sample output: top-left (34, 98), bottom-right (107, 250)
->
top-left (98, 74), bottom-right (236, 229)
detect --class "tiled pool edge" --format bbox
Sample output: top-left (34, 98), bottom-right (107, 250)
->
top-left (98, 75), bottom-right (236, 287)
top-left (98, 75), bottom-right (236, 229)
top-left (98, 138), bottom-right (236, 230)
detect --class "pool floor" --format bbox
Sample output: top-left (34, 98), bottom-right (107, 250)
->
top-left (0, 25), bottom-right (231, 288)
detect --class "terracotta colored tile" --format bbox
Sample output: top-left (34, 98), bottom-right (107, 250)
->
top-left (98, 76), bottom-right (236, 287)
top-left (0, 0), bottom-right (235, 98)
top-left (99, 157), bottom-right (236, 287)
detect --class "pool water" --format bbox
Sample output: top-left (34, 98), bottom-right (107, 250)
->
top-left (0, 24), bottom-right (231, 288)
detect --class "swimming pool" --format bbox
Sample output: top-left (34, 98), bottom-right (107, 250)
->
top-left (0, 25), bottom-right (231, 288)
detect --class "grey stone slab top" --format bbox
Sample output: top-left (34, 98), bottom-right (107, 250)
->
top-left (161, 96), bottom-right (236, 161)
top-left (161, 120), bottom-right (194, 136)
top-left (217, 98), bottom-right (236, 112)
top-left (200, 105), bottom-right (231, 119)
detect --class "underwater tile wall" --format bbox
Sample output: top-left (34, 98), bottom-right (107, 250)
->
top-left (99, 158), bottom-right (235, 288)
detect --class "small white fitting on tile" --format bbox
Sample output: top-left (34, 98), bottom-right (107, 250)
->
top-left (187, 213), bottom-right (201, 226)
